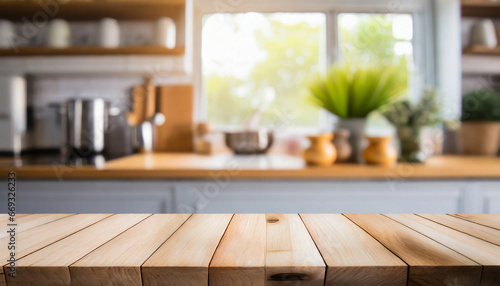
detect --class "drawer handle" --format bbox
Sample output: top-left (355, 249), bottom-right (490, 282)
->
top-left (269, 273), bottom-right (309, 281)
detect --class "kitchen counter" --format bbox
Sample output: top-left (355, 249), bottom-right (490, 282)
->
top-left (1, 153), bottom-right (499, 180)
top-left (2, 213), bottom-right (500, 285)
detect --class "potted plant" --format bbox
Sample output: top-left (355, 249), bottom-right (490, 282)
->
top-left (308, 62), bottom-right (408, 162)
top-left (383, 88), bottom-right (449, 163)
top-left (460, 89), bottom-right (500, 156)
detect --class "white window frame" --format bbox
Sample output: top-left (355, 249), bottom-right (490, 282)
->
top-left (185, 0), bottom-right (461, 125)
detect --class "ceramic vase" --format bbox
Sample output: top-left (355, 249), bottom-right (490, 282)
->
top-left (98, 18), bottom-right (120, 48)
top-left (337, 118), bottom-right (366, 163)
top-left (470, 19), bottom-right (498, 48)
top-left (363, 136), bottom-right (397, 166)
top-left (155, 17), bottom-right (176, 49)
top-left (0, 20), bottom-right (15, 49)
top-left (303, 133), bottom-right (337, 166)
top-left (459, 122), bottom-right (500, 156)
top-left (333, 129), bottom-right (352, 163)
top-left (47, 19), bottom-right (71, 48)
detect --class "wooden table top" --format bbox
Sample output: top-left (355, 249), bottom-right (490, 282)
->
top-left (1, 153), bottom-right (500, 180)
top-left (1, 213), bottom-right (500, 286)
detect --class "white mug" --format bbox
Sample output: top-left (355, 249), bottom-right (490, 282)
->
top-left (154, 17), bottom-right (176, 49)
top-left (0, 20), bottom-right (15, 49)
top-left (98, 18), bottom-right (120, 48)
top-left (470, 19), bottom-right (498, 48)
top-left (47, 19), bottom-right (71, 48)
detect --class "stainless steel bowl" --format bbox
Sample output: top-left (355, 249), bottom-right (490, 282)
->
top-left (225, 130), bottom-right (274, 155)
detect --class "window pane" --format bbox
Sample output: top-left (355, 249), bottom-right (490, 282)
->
top-left (338, 13), bottom-right (414, 65)
top-left (338, 13), bottom-right (415, 135)
top-left (202, 13), bottom-right (326, 130)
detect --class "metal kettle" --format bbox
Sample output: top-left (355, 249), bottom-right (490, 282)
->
top-left (65, 98), bottom-right (110, 156)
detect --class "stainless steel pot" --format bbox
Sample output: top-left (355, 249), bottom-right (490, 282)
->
top-left (65, 98), bottom-right (110, 156)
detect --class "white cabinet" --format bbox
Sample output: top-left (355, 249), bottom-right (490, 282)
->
top-left (2, 179), bottom-right (497, 214)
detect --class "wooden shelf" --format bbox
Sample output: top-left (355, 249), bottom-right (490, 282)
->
top-left (463, 45), bottom-right (500, 56)
top-left (0, 1), bottom-right (184, 21)
top-left (0, 46), bottom-right (185, 57)
top-left (462, 0), bottom-right (500, 17)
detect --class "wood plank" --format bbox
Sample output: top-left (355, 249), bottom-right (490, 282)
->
top-left (0, 46), bottom-right (185, 57)
top-left (0, 213), bottom-right (74, 239)
top-left (142, 214), bottom-right (233, 286)
top-left (301, 214), bottom-right (406, 286)
top-left (0, 214), bottom-right (30, 224)
top-left (0, 1), bottom-right (184, 21)
top-left (0, 214), bottom-right (111, 267)
top-left (209, 214), bottom-right (266, 286)
top-left (451, 214), bottom-right (500, 231)
top-left (463, 46), bottom-right (500, 56)
top-left (418, 214), bottom-right (500, 247)
top-left (345, 214), bottom-right (482, 286)
top-left (265, 214), bottom-right (325, 286)
top-left (70, 214), bottom-right (190, 286)
top-left (387, 214), bottom-right (500, 286)
top-left (6, 214), bottom-right (150, 285)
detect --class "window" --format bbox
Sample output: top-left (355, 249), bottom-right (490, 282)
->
top-left (337, 13), bottom-right (416, 134)
top-left (202, 13), bottom-right (326, 131)
top-left (195, 0), bottom-right (438, 132)
top-left (338, 13), bottom-right (414, 66)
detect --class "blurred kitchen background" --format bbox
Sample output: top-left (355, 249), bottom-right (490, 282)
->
top-left (0, 0), bottom-right (499, 214)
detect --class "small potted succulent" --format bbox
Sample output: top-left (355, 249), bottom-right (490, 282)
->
top-left (460, 89), bottom-right (500, 156)
top-left (383, 88), bottom-right (448, 163)
top-left (308, 62), bottom-right (408, 162)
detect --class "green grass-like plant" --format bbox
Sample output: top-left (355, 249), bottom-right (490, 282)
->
top-left (308, 62), bottom-right (408, 118)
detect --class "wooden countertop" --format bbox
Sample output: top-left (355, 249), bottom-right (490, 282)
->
top-left (2, 213), bottom-right (500, 285)
top-left (1, 153), bottom-right (499, 180)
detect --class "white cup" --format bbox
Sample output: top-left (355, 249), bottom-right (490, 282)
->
top-left (47, 19), bottom-right (71, 48)
top-left (0, 20), bottom-right (15, 49)
top-left (470, 19), bottom-right (498, 48)
top-left (98, 18), bottom-right (120, 48)
top-left (154, 17), bottom-right (176, 49)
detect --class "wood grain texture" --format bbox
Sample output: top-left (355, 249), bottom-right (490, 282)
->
top-left (265, 214), bottom-right (325, 286)
top-left (387, 214), bottom-right (500, 286)
top-left (0, 214), bottom-right (30, 224)
top-left (301, 214), bottom-right (406, 286)
top-left (0, 46), bottom-right (185, 57)
top-left (71, 214), bottom-right (190, 286)
top-left (210, 214), bottom-right (266, 286)
top-left (0, 214), bottom-right (111, 267)
top-left (345, 214), bottom-right (482, 286)
top-left (0, 1), bottom-right (185, 22)
top-left (155, 85), bottom-right (194, 152)
top-left (0, 213), bottom-right (74, 239)
top-left (5, 155), bottom-right (500, 180)
top-left (418, 214), bottom-right (500, 246)
top-left (142, 214), bottom-right (233, 286)
top-left (451, 214), bottom-right (500, 230)
top-left (7, 214), bottom-right (150, 285)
